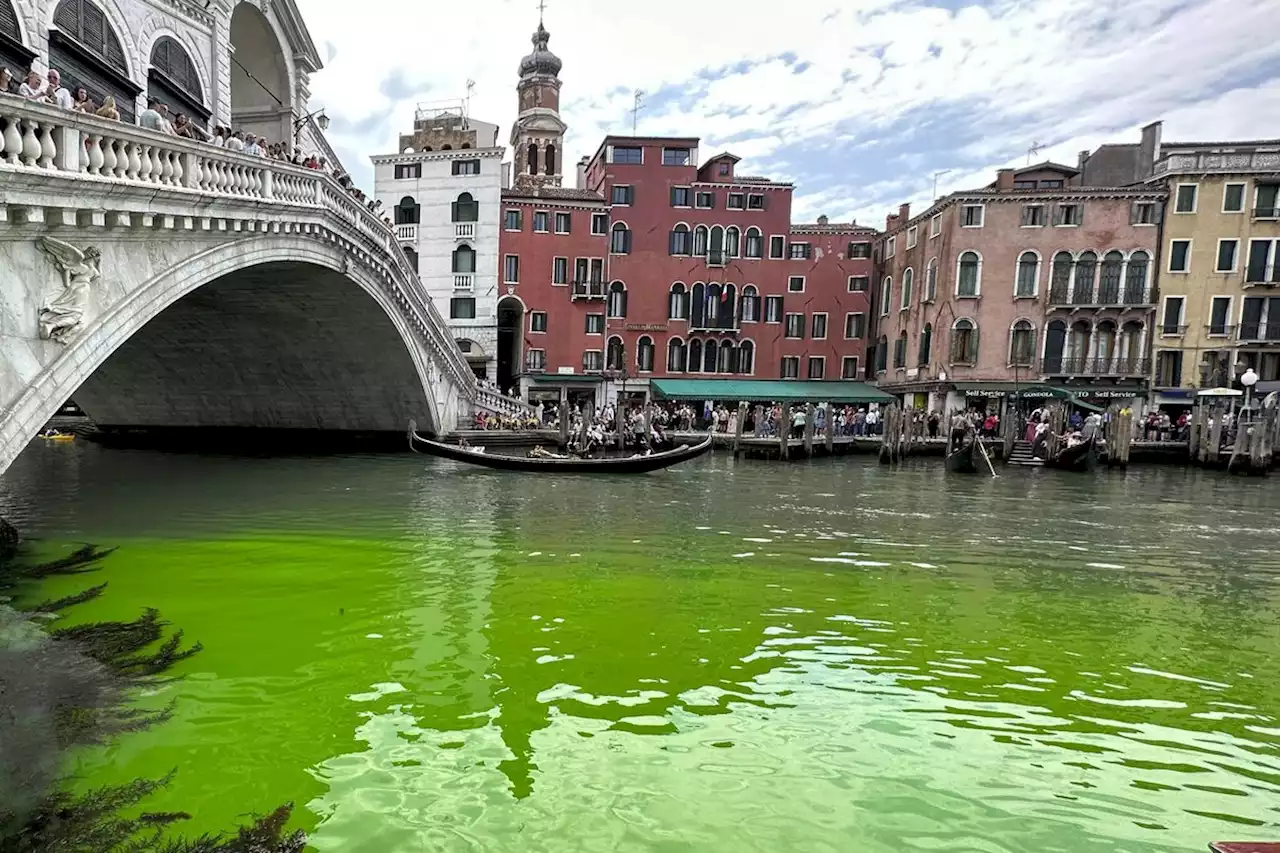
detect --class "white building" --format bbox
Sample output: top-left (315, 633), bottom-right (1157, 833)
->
top-left (372, 103), bottom-right (504, 382)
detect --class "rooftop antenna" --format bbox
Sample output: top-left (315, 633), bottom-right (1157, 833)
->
top-left (631, 89), bottom-right (645, 135)
top-left (1027, 141), bottom-right (1042, 165)
top-left (932, 169), bottom-right (950, 199)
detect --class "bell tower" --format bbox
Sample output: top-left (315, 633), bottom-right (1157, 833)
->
top-left (511, 10), bottom-right (567, 189)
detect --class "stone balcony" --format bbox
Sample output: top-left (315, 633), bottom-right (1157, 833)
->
top-left (1153, 149), bottom-right (1280, 176)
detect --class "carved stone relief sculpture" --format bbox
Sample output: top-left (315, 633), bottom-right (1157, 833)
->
top-left (36, 237), bottom-right (102, 344)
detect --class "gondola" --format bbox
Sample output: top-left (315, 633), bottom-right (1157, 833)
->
top-left (408, 421), bottom-right (713, 473)
top-left (945, 434), bottom-right (983, 473)
top-left (1047, 438), bottom-right (1097, 472)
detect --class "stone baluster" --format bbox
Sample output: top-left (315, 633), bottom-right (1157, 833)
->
top-left (169, 150), bottom-right (182, 185)
top-left (86, 134), bottom-right (104, 175)
top-left (262, 167), bottom-right (274, 200)
top-left (126, 143), bottom-right (143, 180)
top-left (37, 123), bottom-right (56, 169)
top-left (181, 151), bottom-right (198, 188)
top-left (20, 120), bottom-right (41, 167)
top-left (2, 115), bottom-right (22, 165)
top-left (101, 136), bottom-right (118, 176)
top-left (150, 146), bottom-right (164, 183)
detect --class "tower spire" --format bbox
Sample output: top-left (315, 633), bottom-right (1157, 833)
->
top-left (537, 0), bottom-right (546, 26)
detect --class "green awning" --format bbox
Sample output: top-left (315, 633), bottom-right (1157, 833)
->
top-left (1071, 399), bottom-right (1107, 413)
top-left (650, 379), bottom-right (894, 404)
top-left (527, 374), bottom-right (603, 385)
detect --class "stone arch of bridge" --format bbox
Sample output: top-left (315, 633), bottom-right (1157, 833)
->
top-left (0, 237), bottom-right (447, 474)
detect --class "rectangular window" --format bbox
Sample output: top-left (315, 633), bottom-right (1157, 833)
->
top-left (1168, 239), bottom-right (1191, 273)
top-left (1256, 183), bottom-right (1280, 218)
top-left (553, 256), bottom-right (568, 285)
top-left (727, 193), bottom-right (745, 209)
top-left (885, 236), bottom-right (896, 259)
top-left (525, 349), bottom-right (546, 371)
top-left (533, 211), bottom-right (549, 232)
top-left (847, 242), bottom-right (871, 259)
top-left (583, 350), bottom-right (604, 371)
top-left (394, 163), bottom-right (421, 179)
top-left (747, 194), bottom-right (765, 210)
top-left (764, 296), bottom-right (784, 323)
top-left (841, 356), bottom-right (860, 379)
top-left (555, 212), bottom-right (571, 233)
top-left (788, 242), bottom-right (811, 259)
top-left (1247, 239), bottom-right (1280, 283)
top-left (1175, 183), bottom-right (1198, 213)
top-left (1217, 239), bottom-right (1239, 273)
top-left (504, 209), bottom-right (522, 230)
top-left (574, 258), bottom-right (589, 287)
top-left (589, 258), bottom-right (604, 285)
top-left (807, 357), bottom-right (825, 380)
top-left (906, 226), bottom-right (918, 247)
top-left (1208, 296), bottom-right (1231, 336)
top-left (609, 146), bottom-right (643, 165)
top-left (781, 356), bottom-right (799, 379)
top-left (1161, 296), bottom-right (1185, 334)
top-left (695, 192), bottom-right (714, 209)
top-left (449, 297), bottom-right (476, 319)
top-left (504, 254), bottom-right (520, 283)
top-left (962, 204), bottom-right (984, 227)
top-left (610, 185), bottom-right (634, 205)
top-left (1021, 204), bottom-right (1046, 227)
top-left (1154, 351), bottom-right (1183, 387)
top-left (1054, 203), bottom-right (1082, 226)
top-left (585, 313), bottom-right (604, 334)
top-left (661, 147), bottom-right (691, 166)
top-left (769, 235), bottom-right (785, 259)
top-left (1223, 182), bottom-right (1246, 213)
top-left (848, 275), bottom-right (869, 292)
top-left (1014, 180), bottom-right (1036, 189)
top-left (529, 311), bottom-right (547, 333)
top-left (784, 313), bottom-right (805, 338)
top-left (1040, 179), bottom-right (1063, 188)
top-left (610, 226), bottom-right (631, 254)
top-left (930, 214), bottom-right (941, 237)
top-left (670, 186), bottom-right (690, 207)
top-left (811, 313), bottom-right (827, 339)
top-left (844, 312), bottom-right (866, 339)
top-left (788, 275), bottom-right (805, 293)
top-left (591, 212), bottom-right (608, 235)
top-left (451, 159), bottom-right (480, 176)
top-left (1131, 201), bottom-right (1157, 225)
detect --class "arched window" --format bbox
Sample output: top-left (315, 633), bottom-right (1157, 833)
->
top-left (901, 267), bottom-right (914, 309)
top-left (717, 340), bottom-right (734, 373)
top-left (738, 340), bottom-right (755, 374)
top-left (545, 144), bottom-right (556, 176)
top-left (610, 222), bottom-right (631, 254)
top-left (918, 323), bottom-right (932, 366)
top-left (726, 226), bottom-right (741, 258)
top-left (719, 283), bottom-right (737, 329)
top-left (461, 143), bottom-right (470, 149)
top-left (1073, 251), bottom-right (1098, 303)
top-left (1094, 319), bottom-right (1117, 369)
top-left (744, 227), bottom-right (763, 259)
top-left (690, 283), bottom-right (706, 329)
top-left (637, 335), bottom-right (655, 372)
top-left (957, 251), bottom-right (981, 297)
top-left (53, 0), bottom-right (127, 70)
top-left (703, 339), bottom-right (718, 373)
top-left (1067, 319), bottom-right (1092, 368)
top-left (1016, 251), bottom-right (1039, 298)
top-left (669, 282), bottom-right (689, 320)
top-left (395, 196), bottom-right (420, 225)
top-left (1009, 319), bottom-right (1035, 367)
top-left (705, 283), bottom-right (722, 327)
top-left (1050, 251), bottom-right (1073, 302)
top-left (925, 258), bottom-right (938, 302)
top-left (950, 318), bottom-right (978, 365)
top-left (879, 276), bottom-right (893, 316)
top-left (451, 192), bottom-right (478, 223)
top-left (875, 334), bottom-right (888, 373)
top-left (1119, 319), bottom-right (1145, 371)
top-left (402, 246), bottom-right (418, 274)
top-left (1124, 250), bottom-right (1150, 303)
top-left (693, 225), bottom-right (709, 256)
top-left (740, 285), bottom-right (760, 323)
top-left (149, 36), bottom-right (208, 122)
top-left (607, 281), bottom-right (628, 318)
top-left (1043, 319), bottom-right (1067, 373)
top-left (1100, 250), bottom-right (1124, 302)
top-left (669, 224), bottom-right (691, 255)
top-left (893, 331), bottom-right (908, 368)
top-left (527, 142), bottom-right (538, 175)
top-left (451, 244), bottom-right (475, 273)
top-left (667, 338), bottom-right (687, 372)
top-left (442, 144), bottom-right (452, 150)
top-left (606, 336), bottom-right (625, 370)
top-left (688, 339), bottom-right (703, 373)
top-left (709, 225), bottom-right (725, 265)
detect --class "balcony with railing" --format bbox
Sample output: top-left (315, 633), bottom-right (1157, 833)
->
top-left (455, 222), bottom-right (475, 240)
top-left (1041, 357), bottom-right (1152, 376)
top-left (395, 223), bottom-right (418, 241)
top-left (1153, 150), bottom-right (1280, 176)
top-left (1237, 322), bottom-right (1280, 342)
top-left (1205, 323), bottom-right (1236, 338)
top-left (1048, 283), bottom-right (1155, 308)
top-left (1254, 207), bottom-right (1280, 220)
top-left (453, 274), bottom-right (474, 291)
top-left (571, 279), bottom-right (606, 300)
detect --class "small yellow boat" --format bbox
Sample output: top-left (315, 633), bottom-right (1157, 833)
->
top-left (39, 431), bottom-right (76, 442)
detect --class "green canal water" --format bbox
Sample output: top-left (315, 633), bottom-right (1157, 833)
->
top-left (2, 442), bottom-right (1279, 852)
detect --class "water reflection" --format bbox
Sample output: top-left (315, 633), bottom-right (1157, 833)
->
top-left (3, 443), bottom-right (1279, 851)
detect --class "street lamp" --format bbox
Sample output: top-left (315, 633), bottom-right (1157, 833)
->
top-left (1241, 367), bottom-right (1258, 412)
top-left (293, 108), bottom-right (330, 143)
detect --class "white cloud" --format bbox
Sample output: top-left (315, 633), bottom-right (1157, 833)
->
top-left (293, 0), bottom-right (1280, 229)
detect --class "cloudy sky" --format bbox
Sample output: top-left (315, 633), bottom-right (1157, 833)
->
top-left (297, 0), bottom-right (1280, 227)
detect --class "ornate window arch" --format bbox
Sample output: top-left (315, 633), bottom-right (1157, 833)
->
top-left (688, 339), bottom-right (703, 373)
top-left (668, 282), bottom-right (689, 320)
top-left (610, 222), bottom-right (631, 254)
top-left (637, 335), bottom-right (655, 372)
top-left (726, 226), bottom-right (741, 258)
top-left (451, 244), bottom-right (475, 273)
top-left (744, 227), bottom-right (763, 259)
top-left (956, 250), bottom-right (982, 297)
top-left (693, 225), bottom-right (709, 256)
top-left (900, 267), bottom-right (914, 309)
top-left (395, 195), bottom-right (420, 225)
top-left (669, 223), bottom-right (691, 255)
top-left (149, 35), bottom-right (207, 120)
top-left (1015, 250), bottom-right (1040, 298)
top-left (667, 337), bottom-right (687, 372)
top-left (918, 322), bottom-right (932, 366)
top-left (607, 281), bottom-right (627, 318)
top-left (606, 335), bottom-right (625, 370)
top-left (1124, 250), bottom-right (1150, 301)
top-left (545, 143), bottom-right (556, 175)
top-left (737, 339), bottom-right (755, 374)
top-left (1009, 318), bottom-right (1035, 366)
top-left (950, 317), bottom-right (978, 365)
top-left (740, 285), bottom-right (760, 323)
top-left (451, 192), bottom-right (478, 223)
top-left (925, 257), bottom-right (938, 302)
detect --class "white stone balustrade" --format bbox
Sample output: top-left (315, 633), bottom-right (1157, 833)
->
top-left (0, 94), bottom-right (538, 423)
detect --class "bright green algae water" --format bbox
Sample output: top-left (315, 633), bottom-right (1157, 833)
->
top-left (3, 442), bottom-right (1279, 852)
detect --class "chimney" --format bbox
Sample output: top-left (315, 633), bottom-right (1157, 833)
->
top-left (996, 168), bottom-right (1015, 191)
top-left (576, 156), bottom-right (588, 190)
top-left (1078, 149), bottom-right (1091, 171)
top-left (1139, 120), bottom-right (1163, 181)
top-left (817, 214), bottom-right (829, 225)
top-left (886, 213), bottom-right (900, 231)
top-left (898, 203), bottom-right (910, 222)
